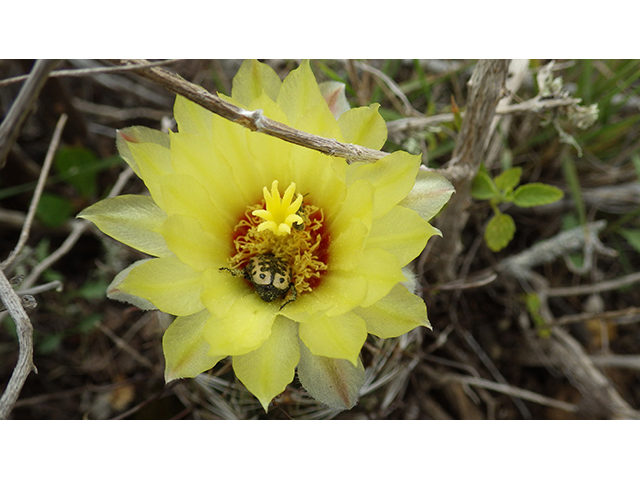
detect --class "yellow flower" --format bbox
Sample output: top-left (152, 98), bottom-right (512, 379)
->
top-left (78, 60), bottom-right (453, 411)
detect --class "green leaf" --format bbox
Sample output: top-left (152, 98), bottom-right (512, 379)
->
top-left (36, 192), bottom-right (73, 228)
top-left (485, 212), bottom-right (516, 252)
top-left (513, 183), bottom-right (564, 207)
top-left (471, 171), bottom-right (500, 200)
top-left (54, 147), bottom-right (99, 197)
top-left (620, 229), bottom-right (640, 254)
top-left (494, 167), bottom-right (522, 192)
top-left (524, 293), bottom-right (551, 338)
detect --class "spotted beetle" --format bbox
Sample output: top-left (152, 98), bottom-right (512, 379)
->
top-left (221, 254), bottom-right (297, 309)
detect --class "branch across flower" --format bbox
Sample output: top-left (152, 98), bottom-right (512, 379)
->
top-left (78, 60), bottom-right (454, 412)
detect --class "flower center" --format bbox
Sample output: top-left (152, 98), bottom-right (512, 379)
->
top-left (226, 181), bottom-right (329, 300)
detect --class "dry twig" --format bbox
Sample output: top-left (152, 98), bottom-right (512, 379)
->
top-left (439, 372), bottom-right (580, 414)
top-left (429, 60), bottom-right (510, 281)
top-left (0, 270), bottom-right (36, 419)
top-left (113, 59), bottom-right (389, 164)
top-left (1, 114), bottom-right (68, 270)
top-left (546, 271), bottom-right (640, 297)
top-left (0, 59), bottom-right (180, 88)
top-left (387, 96), bottom-right (581, 140)
top-left (0, 60), bottom-right (59, 168)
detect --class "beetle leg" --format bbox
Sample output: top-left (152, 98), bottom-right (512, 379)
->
top-left (279, 283), bottom-right (297, 310)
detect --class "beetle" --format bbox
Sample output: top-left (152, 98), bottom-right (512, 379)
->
top-left (220, 254), bottom-right (297, 309)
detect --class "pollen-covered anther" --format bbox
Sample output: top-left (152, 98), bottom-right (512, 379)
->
top-left (252, 180), bottom-right (304, 236)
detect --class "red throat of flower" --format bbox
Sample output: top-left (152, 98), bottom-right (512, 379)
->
top-left (227, 180), bottom-right (330, 296)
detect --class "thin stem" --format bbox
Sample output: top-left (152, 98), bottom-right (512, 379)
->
top-left (0, 59), bottom-right (180, 88)
top-left (1, 114), bottom-right (68, 271)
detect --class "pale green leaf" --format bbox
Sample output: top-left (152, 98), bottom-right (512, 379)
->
top-left (513, 183), bottom-right (564, 207)
top-left (485, 212), bottom-right (516, 252)
top-left (471, 170), bottom-right (500, 200)
top-left (494, 167), bottom-right (522, 192)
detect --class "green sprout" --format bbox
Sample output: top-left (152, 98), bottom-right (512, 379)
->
top-left (471, 166), bottom-right (564, 252)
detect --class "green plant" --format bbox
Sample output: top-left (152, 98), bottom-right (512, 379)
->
top-left (471, 166), bottom-right (564, 252)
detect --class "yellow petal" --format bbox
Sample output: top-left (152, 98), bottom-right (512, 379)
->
top-left (125, 140), bottom-right (174, 205)
top-left (77, 195), bottom-right (171, 258)
top-left (107, 259), bottom-right (157, 311)
top-left (356, 247), bottom-right (405, 307)
top-left (286, 146), bottom-right (347, 219)
top-left (277, 60), bottom-right (341, 138)
top-left (355, 283), bottom-right (431, 338)
top-left (168, 131), bottom-right (246, 225)
top-left (328, 219), bottom-right (369, 271)
top-left (173, 95), bottom-right (214, 137)
top-left (366, 205), bottom-right (434, 267)
top-left (158, 173), bottom-right (234, 240)
top-left (244, 93), bottom-right (293, 188)
top-left (163, 309), bottom-right (225, 382)
top-left (116, 126), bottom-right (169, 178)
top-left (338, 104), bottom-right (387, 150)
top-left (157, 214), bottom-right (230, 272)
top-left (202, 293), bottom-right (280, 356)
top-left (298, 311), bottom-right (367, 366)
top-left (209, 111), bottom-right (266, 205)
top-left (118, 256), bottom-right (205, 316)
top-left (232, 59), bottom-right (282, 106)
top-left (200, 267), bottom-right (252, 317)
top-left (327, 178), bottom-right (373, 237)
top-left (232, 316), bottom-right (300, 412)
top-left (347, 150), bottom-right (420, 219)
top-left (297, 340), bottom-right (364, 411)
top-left (282, 267), bottom-right (369, 321)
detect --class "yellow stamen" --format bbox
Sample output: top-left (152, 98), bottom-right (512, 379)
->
top-left (252, 180), bottom-right (304, 236)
